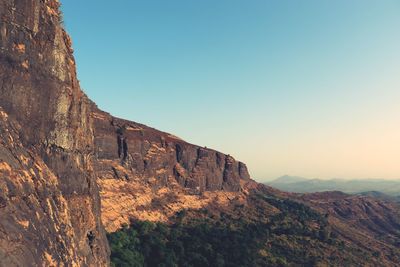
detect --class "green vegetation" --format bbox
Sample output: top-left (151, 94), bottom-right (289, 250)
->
top-left (108, 196), bottom-right (344, 267)
top-left (108, 220), bottom-right (325, 267)
top-left (107, 194), bottom-right (372, 266)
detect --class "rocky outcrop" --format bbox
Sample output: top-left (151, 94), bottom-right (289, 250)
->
top-left (0, 0), bottom-right (108, 265)
top-left (1, 1), bottom-right (400, 267)
top-left (91, 107), bottom-right (252, 231)
top-left (0, 0), bottom-right (251, 263)
top-left (0, 108), bottom-right (93, 266)
top-left (91, 107), bottom-right (250, 193)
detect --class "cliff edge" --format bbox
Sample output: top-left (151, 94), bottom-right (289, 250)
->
top-left (0, 0), bottom-right (252, 264)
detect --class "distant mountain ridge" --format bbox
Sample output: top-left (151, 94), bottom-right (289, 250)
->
top-left (267, 176), bottom-right (400, 197)
top-left (268, 175), bottom-right (309, 184)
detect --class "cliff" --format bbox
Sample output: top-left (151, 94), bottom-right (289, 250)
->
top-left (91, 106), bottom-right (253, 231)
top-left (0, 107), bottom-right (102, 266)
top-left (0, 0), bottom-right (251, 264)
top-left (1, 1), bottom-right (400, 266)
top-left (92, 107), bottom-right (250, 192)
top-left (0, 0), bottom-right (108, 265)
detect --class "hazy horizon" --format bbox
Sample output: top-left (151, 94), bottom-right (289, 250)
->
top-left (62, 0), bottom-right (400, 181)
top-left (261, 175), bottom-right (400, 183)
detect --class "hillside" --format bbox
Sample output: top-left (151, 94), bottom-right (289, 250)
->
top-left (107, 187), bottom-right (400, 266)
top-left (267, 176), bottom-right (400, 196)
top-left (0, 0), bottom-right (109, 265)
top-left (0, 1), bottom-right (399, 266)
top-left (0, 0), bottom-right (251, 264)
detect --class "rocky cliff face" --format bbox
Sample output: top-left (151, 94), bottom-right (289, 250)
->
top-left (0, 0), bottom-right (252, 264)
top-left (89, 105), bottom-right (252, 231)
top-left (90, 98), bottom-right (252, 231)
top-left (0, 107), bottom-right (95, 266)
top-left (91, 107), bottom-right (250, 192)
top-left (2, 1), bottom-right (399, 266)
top-left (0, 0), bottom-right (108, 265)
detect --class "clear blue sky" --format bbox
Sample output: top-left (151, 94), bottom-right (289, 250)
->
top-left (61, 0), bottom-right (400, 181)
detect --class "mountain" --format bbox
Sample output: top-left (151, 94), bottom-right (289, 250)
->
top-left (0, 0), bottom-right (249, 264)
top-left (268, 175), bottom-right (309, 184)
top-left (297, 191), bottom-right (400, 263)
top-left (267, 176), bottom-right (400, 196)
top-left (357, 191), bottom-right (400, 203)
top-left (107, 187), bottom-right (400, 266)
top-left (90, 104), bottom-right (251, 232)
top-left (1, 1), bottom-right (400, 266)
top-left (0, 0), bottom-right (108, 265)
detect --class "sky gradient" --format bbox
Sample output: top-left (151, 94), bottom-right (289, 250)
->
top-left (61, 0), bottom-right (400, 181)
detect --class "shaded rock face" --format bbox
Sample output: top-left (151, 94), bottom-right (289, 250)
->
top-left (0, 0), bottom-right (108, 265)
top-left (92, 107), bottom-right (252, 232)
top-left (0, 0), bottom-right (251, 264)
top-left (0, 0), bottom-right (91, 149)
top-left (0, 108), bottom-right (90, 266)
top-left (1, 2), bottom-right (400, 267)
top-left (91, 108), bottom-right (250, 193)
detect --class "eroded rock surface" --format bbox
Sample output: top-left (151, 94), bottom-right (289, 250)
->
top-left (90, 107), bottom-right (252, 231)
top-left (2, 1), bottom-right (399, 267)
top-left (0, 0), bottom-right (252, 264)
top-left (0, 108), bottom-right (90, 266)
top-left (0, 0), bottom-right (108, 265)
top-left (91, 108), bottom-right (250, 193)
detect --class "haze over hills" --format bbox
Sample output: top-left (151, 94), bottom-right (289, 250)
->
top-left (267, 175), bottom-right (400, 197)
